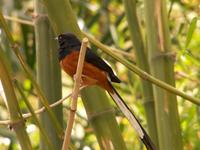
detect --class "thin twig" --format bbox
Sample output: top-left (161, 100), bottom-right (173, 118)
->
top-left (0, 94), bottom-right (70, 125)
top-left (0, 86), bottom-right (87, 125)
top-left (83, 32), bottom-right (200, 105)
top-left (109, 47), bottom-right (135, 61)
top-left (4, 15), bottom-right (34, 26)
top-left (62, 38), bottom-right (88, 150)
top-left (175, 71), bottom-right (200, 85)
top-left (3, 15), bottom-right (136, 61)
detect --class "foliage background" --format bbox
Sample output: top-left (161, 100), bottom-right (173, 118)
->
top-left (0, 0), bottom-right (200, 149)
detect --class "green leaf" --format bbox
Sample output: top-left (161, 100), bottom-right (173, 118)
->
top-left (185, 17), bottom-right (198, 48)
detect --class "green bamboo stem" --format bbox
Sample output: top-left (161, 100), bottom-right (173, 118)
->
top-left (82, 32), bottom-right (200, 106)
top-left (43, 0), bottom-right (81, 36)
top-left (0, 9), bottom-right (63, 137)
top-left (81, 86), bottom-right (127, 150)
top-left (123, 0), bottom-right (158, 146)
top-left (0, 127), bottom-right (16, 139)
top-left (0, 47), bottom-right (33, 150)
top-left (15, 81), bottom-right (54, 150)
top-left (43, 0), bottom-right (127, 149)
top-left (34, 0), bottom-right (63, 149)
top-left (144, 0), bottom-right (183, 149)
top-left (0, 4), bottom-right (12, 64)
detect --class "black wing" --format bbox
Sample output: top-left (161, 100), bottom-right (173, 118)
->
top-left (85, 48), bottom-right (121, 83)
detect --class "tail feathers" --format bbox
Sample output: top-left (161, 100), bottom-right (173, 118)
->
top-left (108, 83), bottom-right (156, 150)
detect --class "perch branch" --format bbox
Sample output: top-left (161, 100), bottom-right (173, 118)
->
top-left (62, 37), bottom-right (88, 150)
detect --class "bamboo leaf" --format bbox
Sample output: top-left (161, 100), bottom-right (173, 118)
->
top-left (185, 17), bottom-right (198, 49)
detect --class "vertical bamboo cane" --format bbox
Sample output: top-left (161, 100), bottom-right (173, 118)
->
top-left (123, 0), bottom-right (158, 146)
top-left (143, 0), bottom-right (183, 149)
top-left (35, 0), bottom-right (63, 149)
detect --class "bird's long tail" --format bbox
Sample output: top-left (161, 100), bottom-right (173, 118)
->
top-left (108, 82), bottom-right (156, 150)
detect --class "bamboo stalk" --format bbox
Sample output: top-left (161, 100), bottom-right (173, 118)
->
top-left (0, 9), bottom-right (63, 136)
top-left (43, 0), bottom-right (81, 35)
top-left (0, 47), bottom-right (33, 150)
top-left (123, 0), bottom-right (158, 146)
top-left (81, 87), bottom-right (127, 150)
top-left (143, 0), bottom-right (183, 149)
top-left (34, 0), bottom-right (63, 149)
top-left (62, 38), bottom-right (88, 150)
top-left (15, 81), bottom-right (54, 150)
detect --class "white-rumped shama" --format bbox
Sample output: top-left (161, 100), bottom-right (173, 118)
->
top-left (57, 33), bottom-right (155, 150)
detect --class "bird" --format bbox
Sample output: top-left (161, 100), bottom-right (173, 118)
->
top-left (57, 32), bottom-right (156, 150)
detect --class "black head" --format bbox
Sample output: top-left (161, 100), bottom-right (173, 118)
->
top-left (57, 33), bottom-right (82, 60)
top-left (57, 32), bottom-right (81, 49)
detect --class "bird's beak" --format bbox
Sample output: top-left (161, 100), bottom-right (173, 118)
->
top-left (54, 37), bottom-right (58, 40)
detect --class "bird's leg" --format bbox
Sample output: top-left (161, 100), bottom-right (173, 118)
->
top-left (81, 75), bottom-right (98, 88)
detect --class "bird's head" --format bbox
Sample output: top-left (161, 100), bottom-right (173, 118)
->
top-left (56, 32), bottom-right (81, 49)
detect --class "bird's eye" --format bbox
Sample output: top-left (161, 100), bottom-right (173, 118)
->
top-left (58, 36), bottom-right (62, 40)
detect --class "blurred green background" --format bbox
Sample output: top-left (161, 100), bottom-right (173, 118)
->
top-left (0, 0), bottom-right (200, 150)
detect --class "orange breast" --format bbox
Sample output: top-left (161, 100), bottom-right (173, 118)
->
top-left (60, 51), bottom-right (112, 92)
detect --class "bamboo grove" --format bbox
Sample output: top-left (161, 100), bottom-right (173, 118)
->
top-left (0, 0), bottom-right (200, 149)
